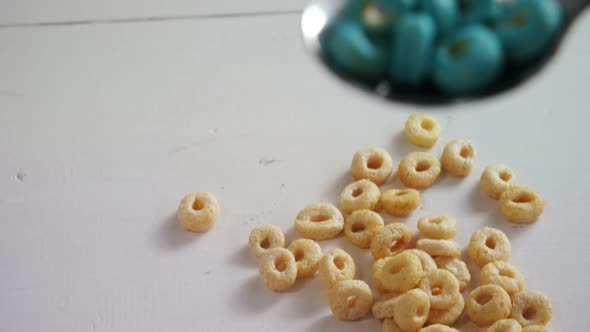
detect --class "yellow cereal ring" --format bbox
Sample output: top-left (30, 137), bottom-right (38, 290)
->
top-left (177, 192), bottom-right (220, 233)
top-left (319, 248), bottom-right (356, 287)
top-left (417, 215), bottom-right (458, 239)
top-left (351, 147), bottom-right (394, 185)
top-left (480, 261), bottom-right (525, 297)
top-left (468, 227), bottom-right (511, 267)
top-left (248, 224), bottom-right (285, 258)
top-left (328, 280), bottom-right (373, 321)
top-left (466, 284), bottom-right (512, 326)
top-left (379, 252), bottom-right (423, 293)
top-left (416, 239), bottom-right (461, 257)
top-left (372, 293), bottom-right (400, 319)
top-left (481, 164), bottom-right (516, 200)
top-left (340, 179), bottom-right (381, 214)
top-left (393, 289), bottom-right (430, 332)
top-left (510, 290), bottom-right (552, 327)
top-left (258, 248), bottom-right (297, 292)
top-left (435, 257), bottom-right (471, 291)
top-left (383, 318), bottom-right (403, 332)
top-left (441, 139), bottom-right (477, 177)
top-left (371, 258), bottom-right (389, 294)
top-left (294, 203), bottom-right (344, 240)
top-left (287, 239), bottom-right (322, 278)
top-left (487, 319), bottom-right (523, 332)
top-left (381, 188), bottom-right (421, 217)
top-left (522, 326), bottom-right (551, 332)
top-left (398, 152), bottom-right (441, 189)
top-left (427, 293), bottom-right (464, 325)
top-left (419, 324), bottom-right (460, 332)
top-left (405, 113), bottom-right (441, 148)
top-left (344, 210), bottom-right (384, 248)
top-left (405, 249), bottom-right (437, 273)
top-left (499, 186), bottom-right (545, 224)
top-left (371, 223), bottom-right (413, 259)
top-left (419, 269), bottom-right (460, 310)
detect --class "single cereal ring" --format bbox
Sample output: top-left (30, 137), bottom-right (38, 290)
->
top-left (371, 223), bottom-right (413, 260)
top-left (344, 210), bottom-right (384, 248)
top-left (405, 113), bottom-right (441, 148)
top-left (419, 269), bottom-right (460, 310)
top-left (441, 139), bottom-right (477, 177)
top-left (416, 239), bottom-right (461, 257)
top-left (480, 261), bottom-right (525, 297)
top-left (466, 284), bottom-right (512, 326)
top-left (417, 215), bottom-right (458, 239)
top-left (294, 203), bottom-right (344, 240)
top-left (371, 258), bottom-right (388, 294)
top-left (405, 249), bottom-right (437, 273)
top-left (510, 290), bottom-right (553, 327)
top-left (481, 164), bottom-right (516, 200)
top-left (488, 319), bottom-right (523, 332)
top-left (381, 188), bottom-right (421, 217)
top-left (177, 192), bottom-right (220, 233)
top-left (499, 186), bottom-right (545, 224)
top-left (340, 179), bottom-right (381, 214)
top-left (427, 293), bottom-right (464, 325)
top-left (468, 227), bottom-right (511, 267)
top-left (319, 248), bottom-right (356, 287)
top-left (248, 224), bottom-right (285, 258)
top-left (351, 147), bottom-right (394, 185)
top-left (419, 324), bottom-right (460, 332)
top-left (522, 326), bottom-right (551, 332)
top-left (394, 288), bottom-right (430, 332)
top-left (379, 252), bottom-right (423, 293)
top-left (398, 152), bottom-right (442, 189)
top-left (287, 238), bottom-right (322, 278)
top-left (328, 279), bottom-right (373, 320)
top-left (435, 257), bottom-right (471, 291)
top-left (372, 293), bottom-right (400, 319)
top-left (383, 318), bottom-right (403, 332)
top-left (258, 248), bottom-right (297, 292)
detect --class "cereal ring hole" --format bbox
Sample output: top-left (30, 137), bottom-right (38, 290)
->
top-left (294, 249), bottom-right (305, 261)
top-left (498, 268), bottom-right (514, 278)
top-left (460, 146), bottom-right (473, 158)
top-left (432, 286), bottom-right (442, 296)
top-left (352, 187), bottom-right (364, 197)
top-left (417, 305), bottom-right (427, 317)
top-left (421, 119), bottom-right (435, 130)
top-left (523, 307), bottom-right (537, 320)
top-left (367, 154), bottom-right (384, 170)
top-left (430, 217), bottom-right (443, 225)
top-left (476, 293), bottom-right (493, 305)
top-left (192, 198), bottom-right (204, 211)
top-left (416, 161), bottom-right (431, 172)
top-left (260, 238), bottom-right (270, 249)
top-left (334, 256), bottom-right (346, 270)
top-left (396, 191), bottom-right (408, 196)
top-left (499, 171), bottom-right (512, 182)
top-left (390, 240), bottom-right (402, 252)
top-left (485, 237), bottom-right (497, 249)
top-left (513, 193), bottom-right (534, 204)
top-left (310, 213), bottom-right (331, 222)
top-left (346, 296), bottom-right (358, 307)
top-left (351, 222), bottom-right (366, 233)
top-left (275, 257), bottom-right (288, 272)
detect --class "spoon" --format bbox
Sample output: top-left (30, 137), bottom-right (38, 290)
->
top-left (300, 0), bottom-right (589, 104)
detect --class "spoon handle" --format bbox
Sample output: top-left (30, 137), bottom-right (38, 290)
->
top-left (561, 0), bottom-right (590, 19)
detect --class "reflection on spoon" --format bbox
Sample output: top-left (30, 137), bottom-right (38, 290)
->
top-left (301, 0), bottom-right (589, 105)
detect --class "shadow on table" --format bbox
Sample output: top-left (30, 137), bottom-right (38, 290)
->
top-left (229, 244), bottom-right (256, 269)
top-left (153, 213), bottom-right (200, 250)
top-left (230, 274), bottom-right (281, 313)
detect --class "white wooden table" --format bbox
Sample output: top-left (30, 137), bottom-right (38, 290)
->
top-left (1, 2), bottom-right (589, 331)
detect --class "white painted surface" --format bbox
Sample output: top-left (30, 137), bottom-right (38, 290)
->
top-left (0, 0), bottom-right (305, 25)
top-left (0, 5), bottom-right (589, 332)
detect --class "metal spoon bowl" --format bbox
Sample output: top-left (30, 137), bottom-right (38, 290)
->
top-left (301, 0), bottom-right (589, 105)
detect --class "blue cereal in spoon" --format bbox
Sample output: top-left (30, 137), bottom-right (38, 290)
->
top-left (494, 0), bottom-right (563, 64)
top-left (433, 24), bottom-right (503, 96)
top-left (457, 0), bottom-right (498, 24)
top-left (418, 0), bottom-right (459, 34)
top-left (345, 0), bottom-right (417, 40)
top-left (391, 13), bottom-right (437, 86)
top-left (321, 20), bottom-right (388, 80)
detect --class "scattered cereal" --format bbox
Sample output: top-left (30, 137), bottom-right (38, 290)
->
top-left (487, 319), bottom-right (523, 332)
top-left (177, 192), bottom-right (220, 233)
top-left (381, 188), bottom-right (421, 217)
top-left (344, 209), bottom-right (384, 248)
top-left (393, 288), bottom-right (430, 332)
top-left (499, 186), bottom-right (545, 224)
top-left (371, 258), bottom-right (389, 294)
top-left (419, 324), bottom-right (460, 332)
top-left (522, 326), bottom-right (551, 332)
top-left (510, 290), bottom-right (553, 327)
top-left (328, 280), bottom-right (373, 320)
top-left (441, 139), bottom-right (477, 177)
top-left (405, 249), bottom-right (437, 274)
top-left (258, 248), bottom-right (297, 292)
top-left (480, 261), bottom-right (525, 297)
top-left (419, 269), bottom-right (460, 310)
top-left (294, 203), bottom-right (344, 240)
top-left (248, 224), bottom-right (285, 258)
top-left (339, 179), bottom-right (381, 214)
top-left (371, 223), bottom-right (413, 260)
top-left (383, 318), bottom-right (404, 332)
top-left (351, 147), bottom-right (394, 185)
top-left (287, 238), bottom-right (322, 278)
top-left (319, 248), bottom-right (356, 287)
top-left (372, 294), bottom-right (400, 319)
top-left (468, 227), bottom-right (511, 267)
top-left (379, 252), bottom-right (423, 293)
top-left (466, 284), bottom-right (512, 326)
top-left (480, 164), bottom-right (516, 200)
top-left (427, 293), bottom-right (464, 326)
top-left (405, 113), bottom-right (442, 148)
top-left (398, 152), bottom-right (442, 189)
top-left (416, 239), bottom-right (461, 257)
top-left (435, 257), bottom-right (471, 291)
top-left (417, 215), bottom-right (458, 239)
